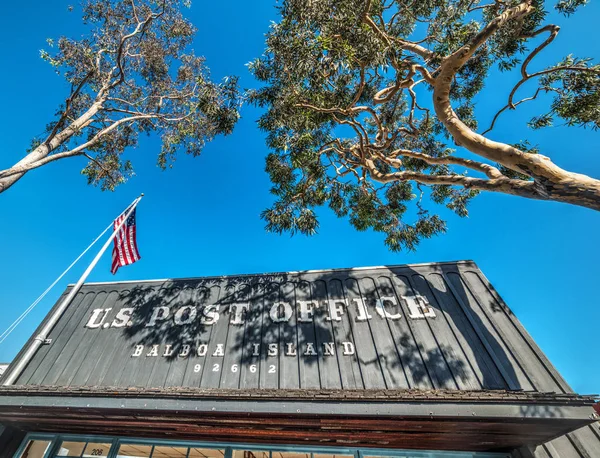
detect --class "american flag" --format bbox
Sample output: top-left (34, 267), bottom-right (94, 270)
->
top-left (111, 206), bottom-right (141, 274)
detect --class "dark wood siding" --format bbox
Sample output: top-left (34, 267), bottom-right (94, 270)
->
top-left (8, 261), bottom-right (577, 393)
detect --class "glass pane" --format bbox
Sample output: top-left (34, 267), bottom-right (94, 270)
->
top-left (82, 443), bottom-right (112, 458)
top-left (152, 447), bottom-right (188, 458)
top-left (232, 451), bottom-right (269, 458)
top-left (57, 442), bottom-right (86, 457)
top-left (19, 440), bottom-right (52, 458)
top-left (188, 449), bottom-right (225, 458)
top-left (117, 444), bottom-right (153, 458)
top-left (315, 455), bottom-right (354, 458)
top-left (364, 456), bottom-right (408, 458)
top-left (272, 453), bottom-right (311, 458)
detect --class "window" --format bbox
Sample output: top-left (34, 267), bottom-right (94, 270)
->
top-left (116, 444), bottom-right (152, 458)
top-left (314, 454), bottom-right (353, 458)
top-left (232, 451), bottom-right (269, 458)
top-left (15, 435), bottom-right (510, 458)
top-left (18, 440), bottom-right (51, 458)
top-left (82, 443), bottom-right (112, 458)
top-left (55, 441), bottom-right (111, 458)
top-left (57, 442), bottom-right (86, 457)
top-left (273, 453), bottom-right (311, 458)
top-left (151, 447), bottom-right (188, 458)
top-left (188, 449), bottom-right (225, 458)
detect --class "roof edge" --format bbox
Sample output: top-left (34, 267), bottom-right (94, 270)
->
top-left (71, 259), bottom-right (477, 287)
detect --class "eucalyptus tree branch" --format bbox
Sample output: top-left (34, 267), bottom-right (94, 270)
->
top-left (43, 71), bottom-right (95, 146)
top-left (0, 114), bottom-right (156, 179)
top-left (432, 1), bottom-right (600, 210)
top-left (1, 0), bottom-right (240, 195)
top-left (383, 148), bottom-right (505, 179)
top-left (253, 0), bottom-right (600, 252)
top-left (83, 152), bottom-right (120, 187)
top-left (363, 0), bottom-right (435, 61)
top-left (363, 158), bottom-right (538, 198)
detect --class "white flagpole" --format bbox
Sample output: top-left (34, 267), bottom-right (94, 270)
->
top-left (2, 193), bottom-right (144, 386)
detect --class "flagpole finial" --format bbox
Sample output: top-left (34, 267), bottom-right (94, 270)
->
top-left (140, 193), bottom-right (144, 197)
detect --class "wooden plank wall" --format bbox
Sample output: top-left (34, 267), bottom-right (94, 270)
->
top-left (9, 262), bottom-right (571, 394)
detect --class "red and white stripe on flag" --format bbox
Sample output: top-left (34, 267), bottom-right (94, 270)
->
top-left (111, 207), bottom-right (141, 274)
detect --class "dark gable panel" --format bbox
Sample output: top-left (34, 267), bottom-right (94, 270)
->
top-left (259, 282), bottom-right (280, 389)
top-left (15, 261), bottom-right (590, 399)
top-left (357, 275), bottom-right (401, 389)
top-left (425, 272), bottom-right (507, 390)
top-left (199, 284), bottom-right (226, 388)
top-left (239, 282), bottom-right (265, 389)
top-left (443, 270), bottom-right (534, 391)
top-left (410, 273), bottom-right (480, 391)
top-left (566, 425), bottom-right (600, 457)
top-left (343, 277), bottom-right (386, 389)
top-left (328, 278), bottom-right (362, 389)
top-left (180, 285), bottom-right (219, 388)
top-left (376, 275), bottom-right (425, 390)
top-left (65, 291), bottom-right (121, 386)
top-left (13, 288), bottom-right (77, 385)
top-left (296, 280), bottom-right (320, 388)
top-left (82, 288), bottom-right (133, 386)
top-left (312, 279), bottom-right (341, 389)
top-left (131, 285), bottom-right (171, 387)
top-left (279, 281), bottom-right (300, 389)
top-left (461, 269), bottom-right (572, 394)
top-left (220, 282), bottom-right (251, 389)
top-left (459, 270), bottom-right (560, 393)
top-left (104, 284), bottom-right (160, 386)
top-left (163, 286), bottom-right (196, 387)
top-left (40, 291), bottom-right (106, 386)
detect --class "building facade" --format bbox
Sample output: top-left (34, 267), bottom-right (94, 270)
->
top-left (0, 261), bottom-right (598, 457)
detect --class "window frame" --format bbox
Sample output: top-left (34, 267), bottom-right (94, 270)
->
top-left (13, 433), bottom-right (511, 458)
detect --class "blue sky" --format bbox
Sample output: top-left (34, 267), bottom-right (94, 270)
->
top-left (0, 1), bottom-right (598, 395)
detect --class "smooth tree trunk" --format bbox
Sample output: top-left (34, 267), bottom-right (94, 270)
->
top-left (430, 1), bottom-right (600, 212)
top-left (0, 100), bottom-right (104, 194)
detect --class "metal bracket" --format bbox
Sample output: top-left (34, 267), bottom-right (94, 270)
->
top-left (34, 335), bottom-right (52, 345)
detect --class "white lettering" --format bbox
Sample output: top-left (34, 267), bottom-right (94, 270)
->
top-left (111, 308), bottom-right (133, 328)
top-left (132, 345), bottom-right (144, 357)
top-left (342, 341), bottom-right (355, 355)
top-left (201, 305), bottom-right (220, 324)
top-left (197, 344), bottom-right (208, 356)
top-left (304, 342), bottom-right (317, 356)
top-left (179, 344), bottom-right (191, 357)
top-left (285, 342), bottom-right (297, 356)
top-left (375, 296), bottom-right (402, 320)
top-left (174, 306), bottom-right (197, 325)
top-left (230, 303), bottom-right (250, 325)
top-left (270, 302), bottom-right (293, 322)
top-left (213, 343), bottom-right (225, 357)
top-left (147, 345), bottom-right (159, 357)
top-left (298, 300), bottom-right (318, 322)
top-left (86, 308), bottom-right (111, 329)
top-left (405, 295), bottom-right (436, 319)
top-left (352, 298), bottom-right (372, 321)
top-left (268, 343), bottom-right (278, 356)
top-left (163, 344), bottom-right (174, 357)
top-left (325, 299), bottom-right (346, 321)
top-left (419, 296), bottom-right (436, 318)
top-left (252, 343), bottom-right (260, 356)
top-left (323, 342), bottom-right (335, 356)
top-left (146, 306), bottom-right (170, 327)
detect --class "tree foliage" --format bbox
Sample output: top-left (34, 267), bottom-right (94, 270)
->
top-left (0, 0), bottom-right (241, 193)
top-left (250, 0), bottom-right (599, 251)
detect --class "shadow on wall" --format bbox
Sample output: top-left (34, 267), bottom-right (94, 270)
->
top-left (108, 264), bottom-right (540, 392)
